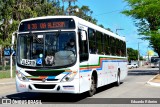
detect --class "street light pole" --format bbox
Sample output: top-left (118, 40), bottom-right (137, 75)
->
top-left (138, 42), bottom-right (140, 66)
top-left (138, 42), bottom-right (142, 66)
top-left (147, 47), bottom-right (149, 61)
top-left (116, 29), bottom-right (124, 34)
top-left (10, 31), bottom-right (16, 78)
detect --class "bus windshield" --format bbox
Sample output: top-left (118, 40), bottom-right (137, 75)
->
top-left (151, 57), bottom-right (160, 63)
top-left (17, 31), bottom-right (76, 68)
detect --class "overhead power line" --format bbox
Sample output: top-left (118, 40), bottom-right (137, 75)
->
top-left (94, 9), bottom-right (123, 17)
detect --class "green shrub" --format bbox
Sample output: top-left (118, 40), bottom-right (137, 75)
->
top-left (0, 70), bottom-right (16, 79)
top-left (0, 66), bottom-right (2, 70)
top-left (5, 65), bottom-right (10, 70)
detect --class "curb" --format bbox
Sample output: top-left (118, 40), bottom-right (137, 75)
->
top-left (0, 82), bottom-right (15, 85)
top-left (147, 74), bottom-right (160, 87)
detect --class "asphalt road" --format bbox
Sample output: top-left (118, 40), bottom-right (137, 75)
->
top-left (0, 67), bottom-right (160, 105)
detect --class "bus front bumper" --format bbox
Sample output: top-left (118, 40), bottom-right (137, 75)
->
top-left (16, 76), bottom-right (80, 94)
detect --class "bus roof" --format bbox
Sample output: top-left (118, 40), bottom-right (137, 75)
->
top-left (75, 16), bottom-right (126, 41)
top-left (20, 16), bottom-right (126, 41)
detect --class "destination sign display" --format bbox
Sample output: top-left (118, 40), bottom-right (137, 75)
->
top-left (19, 18), bottom-right (75, 32)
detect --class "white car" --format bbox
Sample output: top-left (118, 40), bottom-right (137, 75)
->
top-left (133, 64), bottom-right (138, 68)
top-left (127, 63), bottom-right (134, 69)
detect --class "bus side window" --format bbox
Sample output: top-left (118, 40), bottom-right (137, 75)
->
top-left (78, 29), bottom-right (89, 62)
top-left (115, 39), bottom-right (119, 56)
top-left (88, 28), bottom-right (97, 54)
top-left (96, 31), bottom-right (103, 54)
top-left (118, 40), bottom-right (122, 56)
top-left (110, 37), bottom-right (114, 55)
top-left (119, 41), bottom-right (126, 57)
top-left (105, 34), bottom-right (110, 55)
top-left (102, 34), bottom-right (105, 54)
top-left (123, 42), bottom-right (126, 56)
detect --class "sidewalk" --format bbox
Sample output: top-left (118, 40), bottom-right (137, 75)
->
top-left (147, 74), bottom-right (160, 87)
top-left (0, 78), bottom-right (16, 96)
top-left (0, 78), bottom-right (15, 85)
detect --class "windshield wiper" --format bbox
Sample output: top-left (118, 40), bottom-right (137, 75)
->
top-left (29, 31), bottom-right (42, 43)
top-left (55, 30), bottom-right (61, 37)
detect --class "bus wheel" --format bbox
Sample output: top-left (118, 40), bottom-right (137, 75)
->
top-left (115, 72), bottom-right (120, 86)
top-left (88, 75), bottom-right (97, 97)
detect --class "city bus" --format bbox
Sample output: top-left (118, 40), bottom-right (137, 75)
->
top-left (150, 57), bottom-right (160, 68)
top-left (13, 16), bottom-right (128, 96)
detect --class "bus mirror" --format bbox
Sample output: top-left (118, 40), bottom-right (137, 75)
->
top-left (12, 31), bottom-right (17, 45)
top-left (81, 31), bottom-right (86, 41)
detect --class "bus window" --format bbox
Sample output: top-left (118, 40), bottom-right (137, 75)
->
top-left (120, 41), bottom-right (126, 57)
top-left (117, 40), bottom-right (122, 56)
top-left (88, 28), bottom-right (97, 54)
top-left (78, 29), bottom-right (89, 62)
top-left (120, 40), bottom-right (122, 56)
top-left (115, 39), bottom-right (119, 56)
top-left (102, 34), bottom-right (105, 54)
top-left (105, 35), bottom-right (110, 55)
top-left (110, 37), bottom-right (116, 55)
top-left (123, 42), bottom-right (126, 56)
top-left (96, 31), bottom-right (103, 54)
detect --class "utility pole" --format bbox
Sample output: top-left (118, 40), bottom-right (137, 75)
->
top-left (138, 42), bottom-right (141, 67)
top-left (147, 48), bottom-right (149, 62)
top-left (138, 42), bottom-right (140, 66)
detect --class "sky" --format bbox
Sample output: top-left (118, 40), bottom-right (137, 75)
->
top-left (62, 0), bottom-right (153, 56)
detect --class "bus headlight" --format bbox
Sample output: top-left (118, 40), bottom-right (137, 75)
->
top-left (16, 71), bottom-right (28, 82)
top-left (61, 71), bottom-right (77, 82)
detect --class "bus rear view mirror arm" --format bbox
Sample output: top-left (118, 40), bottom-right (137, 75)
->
top-left (12, 31), bottom-right (17, 45)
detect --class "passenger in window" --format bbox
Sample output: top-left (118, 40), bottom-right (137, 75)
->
top-left (65, 38), bottom-right (76, 52)
top-left (45, 51), bottom-right (55, 65)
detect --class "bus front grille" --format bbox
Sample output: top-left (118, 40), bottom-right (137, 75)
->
top-left (30, 78), bottom-right (59, 81)
top-left (25, 70), bottom-right (65, 76)
top-left (33, 84), bottom-right (56, 89)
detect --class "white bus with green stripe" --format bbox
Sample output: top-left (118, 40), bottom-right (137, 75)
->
top-left (14, 16), bottom-right (127, 96)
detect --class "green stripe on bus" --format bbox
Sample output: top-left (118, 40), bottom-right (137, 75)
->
top-left (80, 56), bottom-right (127, 68)
top-left (36, 69), bottom-right (67, 72)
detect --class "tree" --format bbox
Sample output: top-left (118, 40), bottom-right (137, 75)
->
top-left (70, 5), bottom-right (97, 24)
top-left (0, 0), bottom-right (16, 65)
top-left (127, 48), bottom-right (138, 61)
top-left (0, 0), bottom-right (62, 65)
top-left (0, 0), bottom-right (112, 66)
top-left (122, 0), bottom-right (160, 56)
top-left (106, 28), bottom-right (113, 32)
top-left (127, 48), bottom-right (143, 61)
top-left (0, 0), bottom-right (14, 46)
top-left (0, 0), bottom-right (99, 48)
top-left (98, 24), bottom-right (104, 28)
top-left (149, 32), bottom-right (160, 55)
top-left (0, 0), bottom-right (63, 45)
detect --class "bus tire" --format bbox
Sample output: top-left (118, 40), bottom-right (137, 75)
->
top-left (115, 71), bottom-right (120, 86)
top-left (88, 74), bottom-right (97, 97)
